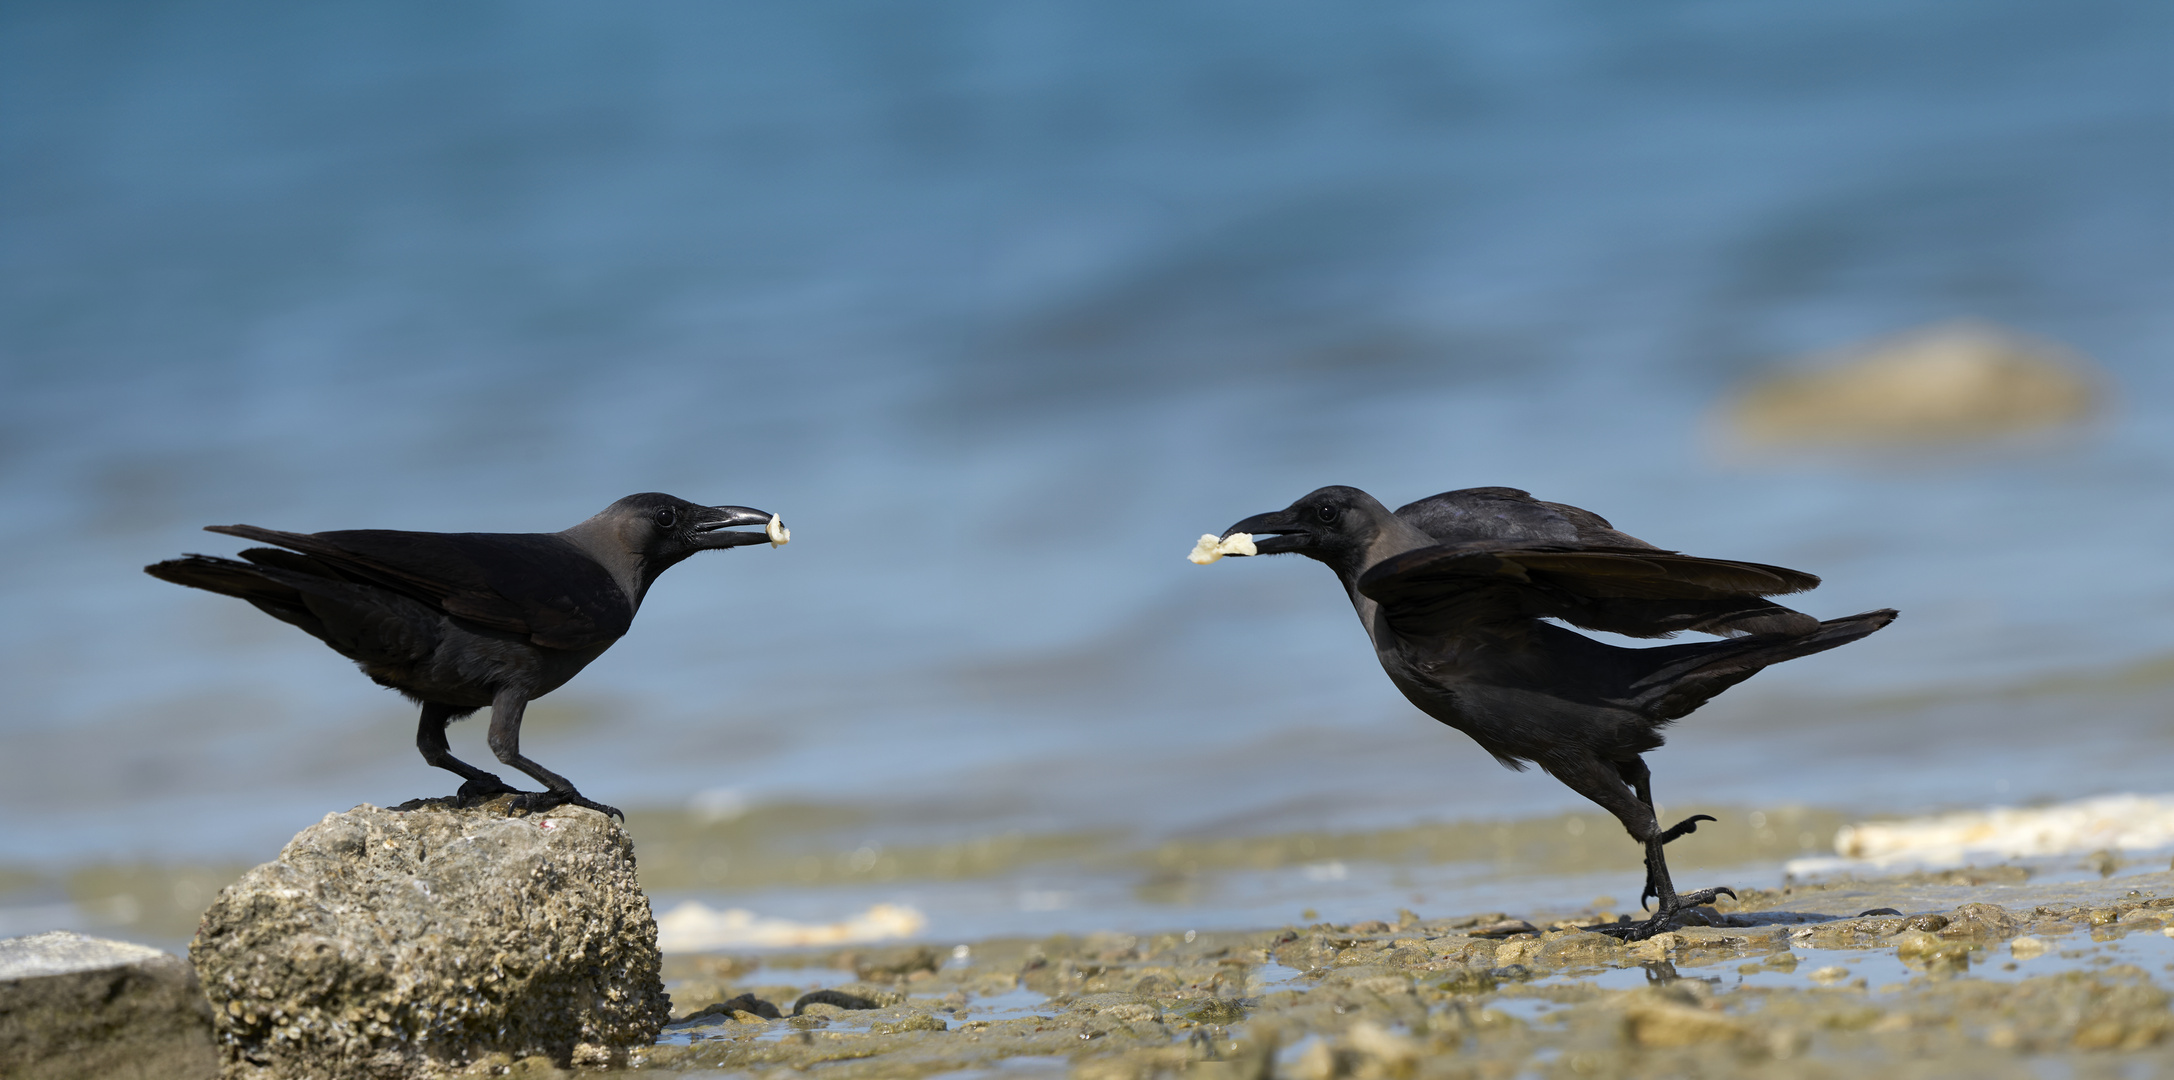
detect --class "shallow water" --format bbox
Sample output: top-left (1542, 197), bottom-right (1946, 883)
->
top-left (1, 1), bottom-right (2171, 954)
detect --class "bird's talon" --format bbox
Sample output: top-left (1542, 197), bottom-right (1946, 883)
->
top-left (559, 792), bottom-right (625, 821)
top-left (1658, 814), bottom-right (1717, 844)
top-left (507, 789), bottom-right (623, 821)
top-left (1677, 886), bottom-right (1736, 907)
top-left (581, 799), bottom-right (627, 822)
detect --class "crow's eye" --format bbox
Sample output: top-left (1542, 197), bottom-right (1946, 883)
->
top-left (1316, 504), bottom-right (1337, 523)
top-left (655, 506), bottom-right (678, 529)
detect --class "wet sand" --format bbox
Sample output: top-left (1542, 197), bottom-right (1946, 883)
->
top-left (635, 867), bottom-right (2174, 1079)
top-left (16, 812), bottom-right (2174, 1075)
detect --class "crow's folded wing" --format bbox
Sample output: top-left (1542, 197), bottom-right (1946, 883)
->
top-left (1393, 487), bottom-right (1659, 549)
top-left (1356, 543), bottom-right (1821, 639)
top-left (206, 525), bottom-right (634, 650)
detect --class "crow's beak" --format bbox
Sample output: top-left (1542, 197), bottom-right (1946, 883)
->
top-left (692, 506), bottom-right (780, 549)
top-left (1226, 509), bottom-right (1307, 554)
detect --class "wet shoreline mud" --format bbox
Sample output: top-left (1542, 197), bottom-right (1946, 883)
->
top-left (637, 867), bottom-right (2174, 1079)
top-left (16, 810), bottom-right (2174, 1076)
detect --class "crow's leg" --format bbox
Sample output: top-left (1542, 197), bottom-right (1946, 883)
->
top-left (1615, 757), bottom-right (1717, 910)
top-left (485, 690), bottom-right (624, 820)
top-left (416, 701), bottom-right (524, 798)
top-left (1543, 751), bottom-right (1732, 941)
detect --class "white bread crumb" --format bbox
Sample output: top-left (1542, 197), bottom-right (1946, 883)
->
top-left (1188, 532), bottom-right (1256, 565)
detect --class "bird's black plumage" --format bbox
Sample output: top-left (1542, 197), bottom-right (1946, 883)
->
top-left (145, 493), bottom-right (782, 819)
top-left (1217, 485), bottom-right (1896, 938)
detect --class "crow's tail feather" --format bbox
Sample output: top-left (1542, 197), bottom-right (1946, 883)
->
top-left (146, 554), bottom-right (299, 604)
top-left (145, 553), bottom-right (329, 637)
top-left (1631, 609), bottom-right (1897, 721)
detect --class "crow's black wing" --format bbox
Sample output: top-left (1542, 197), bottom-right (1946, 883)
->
top-left (1393, 488), bottom-right (1660, 549)
top-left (1357, 543), bottom-right (1820, 640)
top-left (205, 525), bottom-right (633, 650)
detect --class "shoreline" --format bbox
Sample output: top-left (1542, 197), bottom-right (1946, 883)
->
top-left (638, 866), bottom-right (2174, 1077)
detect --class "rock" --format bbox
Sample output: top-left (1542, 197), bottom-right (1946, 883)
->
top-left (190, 801), bottom-right (669, 1079)
top-left (1343, 1020), bottom-right (1421, 1068)
top-left (458, 1054), bottom-right (567, 1079)
top-left (1413, 935), bottom-right (1482, 965)
top-left (1289, 1021), bottom-right (1423, 1080)
top-left (1096, 1001), bottom-right (1160, 1024)
top-left (1437, 966), bottom-right (1496, 994)
top-left (1289, 1037), bottom-right (1338, 1080)
top-left (1620, 990), bottom-right (1746, 1047)
top-left (1628, 932), bottom-right (1681, 961)
top-left (1468, 919), bottom-right (1537, 938)
top-left (1718, 320), bottom-right (2100, 452)
top-left (869, 1013), bottom-right (947, 1034)
top-left (0, 930), bottom-right (218, 1080)
top-left (1351, 974), bottom-right (1413, 997)
top-left (1537, 929), bottom-right (1626, 966)
top-left (1894, 930), bottom-right (1976, 974)
top-left (1492, 937), bottom-right (1542, 967)
top-left (1946, 902), bottom-right (2021, 940)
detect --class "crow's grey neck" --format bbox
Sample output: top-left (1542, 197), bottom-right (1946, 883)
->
top-left (1343, 512), bottom-right (1436, 645)
top-left (557, 516), bottom-right (650, 609)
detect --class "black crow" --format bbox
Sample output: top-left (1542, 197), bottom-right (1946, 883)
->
top-left (1213, 485), bottom-right (1894, 938)
top-left (145, 493), bottom-right (785, 819)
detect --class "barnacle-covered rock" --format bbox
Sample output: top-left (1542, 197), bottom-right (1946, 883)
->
top-left (189, 800), bottom-right (669, 1079)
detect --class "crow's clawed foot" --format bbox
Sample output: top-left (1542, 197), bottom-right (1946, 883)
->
top-left (509, 789), bottom-right (625, 822)
top-left (1594, 913), bottom-right (1678, 942)
top-left (1598, 886), bottom-right (1739, 941)
top-left (1593, 916), bottom-right (1649, 940)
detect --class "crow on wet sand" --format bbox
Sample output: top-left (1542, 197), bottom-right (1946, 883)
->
top-left (1209, 485), bottom-right (1895, 939)
top-left (145, 493), bottom-right (786, 820)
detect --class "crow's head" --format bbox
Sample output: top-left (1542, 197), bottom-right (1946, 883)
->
top-left (1222, 485), bottom-right (1402, 581)
top-left (572, 493), bottom-right (783, 599)
top-left (611, 492), bottom-right (779, 553)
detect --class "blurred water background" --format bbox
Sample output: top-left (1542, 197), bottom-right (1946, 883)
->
top-left (3, 1), bottom-right (2170, 948)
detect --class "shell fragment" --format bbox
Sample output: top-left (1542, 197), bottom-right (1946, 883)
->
top-left (766, 515), bottom-right (790, 547)
top-left (1188, 532), bottom-right (1256, 565)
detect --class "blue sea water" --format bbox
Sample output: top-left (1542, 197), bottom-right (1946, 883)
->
top-left (2, 0), bottom-right (2171, 870)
